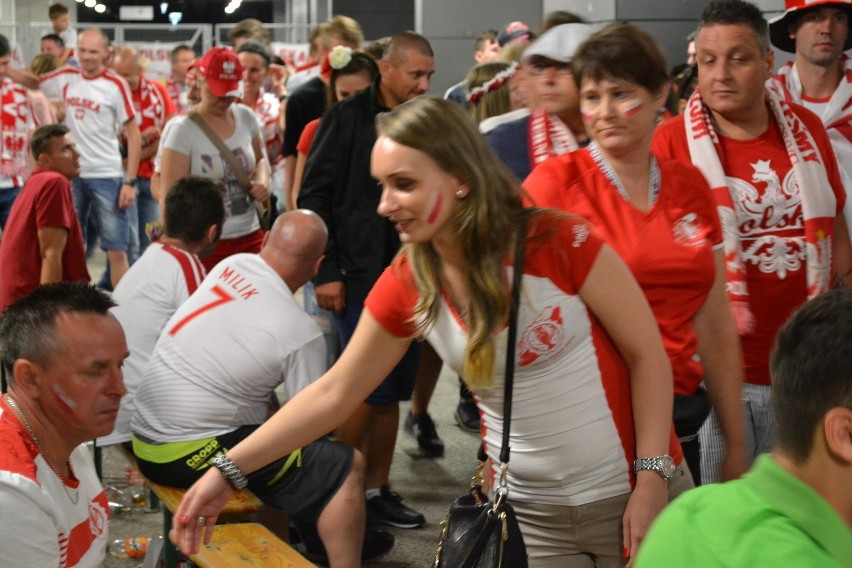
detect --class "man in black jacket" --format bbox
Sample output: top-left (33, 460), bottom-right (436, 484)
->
top-left (298, 32), bottom-right (435, 529)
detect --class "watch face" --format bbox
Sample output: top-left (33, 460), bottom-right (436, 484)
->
top-left (661, 455), bottom-right (676, 478)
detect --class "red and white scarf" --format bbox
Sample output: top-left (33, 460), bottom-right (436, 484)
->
top-left (768, 54), bottom-right (852, 241)
top-left (685, 88), bottom-right (836, 334)
top-left (527, 108), bottom-right (579, 168)
top-left (0, 78), bottom-right (35, 186)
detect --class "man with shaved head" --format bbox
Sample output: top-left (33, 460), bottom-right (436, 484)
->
top-left (298, 31), bottom-right (436, 529)
top-left (131, 210), bottom-right (394, 565)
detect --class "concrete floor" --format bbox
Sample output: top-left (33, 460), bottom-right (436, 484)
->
top-left (101, 370), bottom-right (481, 567)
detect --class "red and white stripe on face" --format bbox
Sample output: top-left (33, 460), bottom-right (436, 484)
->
top-left (582, 97), bottom-right (644, 121)
top-left (426, 193), bottom-right (444, 224)
top-left (53, 384), bottom-right (78, 414)
top-left (622, 98), bottom-right (643, 117)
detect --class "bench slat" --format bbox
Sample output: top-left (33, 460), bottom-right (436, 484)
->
top-left (148, 481), bottom-right (262, 515)
top-left (190, 523), bottom-right (315, 568)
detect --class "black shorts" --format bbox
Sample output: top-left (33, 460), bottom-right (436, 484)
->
top-left (134, 426), bottom-right (354, 522)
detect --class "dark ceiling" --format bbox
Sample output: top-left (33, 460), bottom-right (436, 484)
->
top-left (77, 1), bottom-right (273, 25)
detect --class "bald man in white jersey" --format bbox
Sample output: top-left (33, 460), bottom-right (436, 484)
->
top-left (131, 211), bottom-right (393, 566)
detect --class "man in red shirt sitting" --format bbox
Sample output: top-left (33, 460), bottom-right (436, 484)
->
top-left (0, 124), bottom-right (89, 311)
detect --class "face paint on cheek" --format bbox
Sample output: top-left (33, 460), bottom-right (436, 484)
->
top-left (426, 193), bottom-right (444, 224)
top-left (580, 103), bottom-right (596, 122)
top-left (52, 384), bottom-right (77, 414)
top-left (623, 99), bottom-right (643, 117)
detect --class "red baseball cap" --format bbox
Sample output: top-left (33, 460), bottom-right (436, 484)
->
top-left (198, 47), bottom-right (243, 97)
top-left (769, 0), bottom-right (852, 53)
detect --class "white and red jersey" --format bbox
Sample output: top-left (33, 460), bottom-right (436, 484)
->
top-left (40, 67), bottom-right (135, 177)
top-left (1, 78), bottom-right (40, 188)
top-left (247, 89), bottom-right (283, 167)
top-left (524, 150), bottom-right (723, 396)
top-left (101, 243), bottom-right (206, 446)
top-left (122, 76), bottom-right (176, 179)
top-left (653, 109), bottom-right (845, 386)
top-left (165, 73), bottom-right (188, 112)
top-left (0, 398), bottom-right (109, 567)
top-left (132, 253), bottom-right (326, 443)
top-left (365, 212), bottom-right (682, 506)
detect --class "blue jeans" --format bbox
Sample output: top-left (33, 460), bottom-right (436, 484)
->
top-left (72, 177), bottom-right (130, 251)
top-left (334, 301), bottom-right (420, 405)
top-left (134, 177), bottom-right (159, 261)
top-left (0, 186), bottom-right (21, 229)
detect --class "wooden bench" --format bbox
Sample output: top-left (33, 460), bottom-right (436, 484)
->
top-left (189, 523), bottom-right (315, 568)
top-left (147, 480), bottom-right (264, 568)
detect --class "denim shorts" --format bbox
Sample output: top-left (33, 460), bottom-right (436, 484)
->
top-left (72, 177), bottom-right (130, 251)
top-left (334, 301), bottom-right (421, 405)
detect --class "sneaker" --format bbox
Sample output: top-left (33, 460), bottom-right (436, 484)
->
top-left (404, 410), bottom-right (445, 457)
top-left (367, 485), bottom-right (426, 529)
top-left (455, 398), bottom-right (480, 432)
top-left (296, 528), bottom-right (395, 565)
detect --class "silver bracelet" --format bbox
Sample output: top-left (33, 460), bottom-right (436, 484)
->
top-left (210, 453), bottom-right (248, 490)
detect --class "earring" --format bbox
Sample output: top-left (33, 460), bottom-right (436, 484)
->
top-left (456, 190), bottom-right (465, 198)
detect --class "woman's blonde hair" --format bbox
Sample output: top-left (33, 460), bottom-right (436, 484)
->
top-left (376, 97), bottom-right (526, 388)
top-left (465, 61), bottom-right (514, 124)
top-left (30, 53), bottom-right (59, 76)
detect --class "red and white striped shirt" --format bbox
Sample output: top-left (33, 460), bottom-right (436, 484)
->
top-left (0, 398), bottom-right (109, 567)
top-left (123, 76), bottom-right (176, 179)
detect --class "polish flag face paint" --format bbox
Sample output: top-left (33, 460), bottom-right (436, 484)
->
top-left (581, 104), bottom-right (596, 122)
top-left (623, 98), bottom-right (643, 117)
top-left (426, 194), bottom-right (444, 224)
top-left (52, 384), bottom-right (77, 415)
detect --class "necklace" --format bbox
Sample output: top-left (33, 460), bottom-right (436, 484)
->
top-left (4, 394), bottom-right (79, 504)
top-left (588, 141), bottom-right (660, 209)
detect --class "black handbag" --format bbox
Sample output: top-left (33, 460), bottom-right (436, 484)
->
top-left (673, 387), bottom-right (712, 443)
top-left (434, 219), bottom-right (529, 568)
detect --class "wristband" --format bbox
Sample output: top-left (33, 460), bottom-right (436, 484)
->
top-left (210, 453), bottom-right (248, 489)
top-left (123, 177), bottom-right (137, 188)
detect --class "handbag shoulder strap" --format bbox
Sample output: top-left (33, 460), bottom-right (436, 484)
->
top-left (499, 214), bottom-right (527, 465)
top-left (187, 111), bottom-right (252, 191)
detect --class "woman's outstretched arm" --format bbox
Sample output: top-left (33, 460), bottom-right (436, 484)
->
top-left (171, 311), bottom-right (411, 554)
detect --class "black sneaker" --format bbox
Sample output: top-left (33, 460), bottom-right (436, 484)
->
top-left (367, 485), bottom-right (426, 529)
top-left (404, 410), bottom-right (445, 457)
top-left (455, 398), bottom-right (480, 432)
top-left (296, 528), bottom-right (395, 565)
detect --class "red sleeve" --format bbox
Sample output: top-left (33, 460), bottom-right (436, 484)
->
top-left (651, 115), bottom-right (691, 164)
top-left (524, 211), bottom-right (605, 294)
top-left (297, 119), bottom-right (320, 156)
top-left (364, 253), bottom-right (420, 338)
top-left (34, 176), bottom-right (75, 231)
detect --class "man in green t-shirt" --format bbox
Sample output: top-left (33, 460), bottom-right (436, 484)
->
top-left (636, 287), bottom-right (852, 567)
